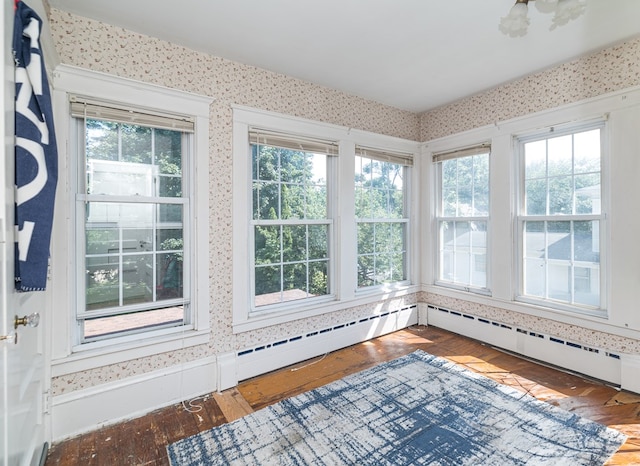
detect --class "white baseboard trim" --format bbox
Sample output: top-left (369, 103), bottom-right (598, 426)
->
top-left (51, 356), bottom-right (216, 442)
top-left (426, 305), bottom-right (626, 389)
top-left (233, 305), bottom-right (418, 383)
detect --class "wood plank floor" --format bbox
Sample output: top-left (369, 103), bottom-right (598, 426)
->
top-left (45, 326), bottom-right (640, 465)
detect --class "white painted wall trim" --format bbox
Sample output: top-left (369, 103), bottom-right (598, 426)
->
top-left (426, 305), bottom-right (628, 390)
top-left (230, 305), bottom-right (418, 383)
top-left (50, 356), bottom-right (216, 441)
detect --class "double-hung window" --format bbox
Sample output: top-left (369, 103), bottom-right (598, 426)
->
top-left (434, 144), bottom-right (490, 291)
top-left (250, 130), bottom-right (337, 309)
top-left (72, 99), bottom-right (194, 342)
top-left (355, 146), bottom-right (412, 288)
top-left (517, 122), bottom-right (605, 312)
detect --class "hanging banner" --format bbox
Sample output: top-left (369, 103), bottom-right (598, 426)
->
top-left (12, 1), bottom-right (58, 291)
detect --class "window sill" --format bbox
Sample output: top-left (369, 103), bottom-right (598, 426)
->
top-left (233, 284), bottom-right (420, 334)
top-left (422, 283), bottom-right (640, 340)
top-left (50, 327), bottom-right (210, 377)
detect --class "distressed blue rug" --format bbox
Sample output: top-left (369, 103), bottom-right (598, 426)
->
top-left (167, 350), bottom-right (626, 465)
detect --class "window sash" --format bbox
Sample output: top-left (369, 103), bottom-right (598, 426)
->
top-left (516, 122), bottom-right (605, 312)
top-left (73, 109), bottom-right (192, 342)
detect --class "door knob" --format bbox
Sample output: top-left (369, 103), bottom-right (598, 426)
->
top-left (14, 312), bottom-right (40, 329)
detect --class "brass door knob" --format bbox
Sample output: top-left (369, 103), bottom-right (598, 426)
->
top-left (14, 312), bottom-right (40, 329)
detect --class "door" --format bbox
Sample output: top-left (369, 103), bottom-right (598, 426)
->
top-left (1, 0), bottom-right (47, 464)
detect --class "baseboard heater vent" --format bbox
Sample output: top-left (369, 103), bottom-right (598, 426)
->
top-left (235, 305), bottom-right (418, 382)
top-left (427, 305), bottom-right (621, 385)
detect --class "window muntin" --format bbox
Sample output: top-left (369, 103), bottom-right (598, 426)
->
top-left (251, 140), bottom-right (332, 308)
top-left (435, 149), bottom-right (490, 291)
top-left (76, 116), bottom-right (190, 341)
top-left (518, 125), bottom-right (603, 310)
top-left (355, 154), bottom-right (408, 288)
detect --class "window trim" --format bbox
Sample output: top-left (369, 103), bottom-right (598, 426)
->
top-left (50, 65), bottom-right (212, 373)
top-left (232, 105), bottom-right (421, 333)
top-left (514, 119), bottom-right (607, 316)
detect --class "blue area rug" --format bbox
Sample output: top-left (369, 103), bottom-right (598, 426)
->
top-left (167, 350), bottom-right (626, 465)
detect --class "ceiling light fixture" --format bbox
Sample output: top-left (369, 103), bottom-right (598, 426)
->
top-left (499, 0), bottom-right (587, 37)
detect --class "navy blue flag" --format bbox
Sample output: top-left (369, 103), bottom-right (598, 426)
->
top-left (13, 1), bottom-right (58, 291)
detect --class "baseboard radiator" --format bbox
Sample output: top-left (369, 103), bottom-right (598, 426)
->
top-left (234, 305), bottom-right (418, 382)
top-left (425, 305), bottom-right (624, 387)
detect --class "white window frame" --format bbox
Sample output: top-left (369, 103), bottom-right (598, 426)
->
top-left (433, 144), bottom-right (491, 294)
top-left (515, 120), bottom-right (607, 316)
top-left (232, 106), bottom-right (420, 333)
top-left (354, 147), bottom-right (413, 291)
top-left (50, 66), bottom-right (212, 375)
top-left (249, 130), bottom-right (337, 312)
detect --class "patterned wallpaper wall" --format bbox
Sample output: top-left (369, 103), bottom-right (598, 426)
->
top-left (48, 9), bottom-right (419, 396)
top-left (48, 9), bottom-right (640, 396)
top-left (420, 37), bottom-right (640, 141)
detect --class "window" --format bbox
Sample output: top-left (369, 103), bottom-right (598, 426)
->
top-left (517, 123), bottom-right (604, 311)
top-left (250, 130), bottom-right (337, 308)
top-left (72, 99), bottom-right (194, 342)
top-left (355, 147), bottom-right (411, 288)
top-left (434, 144), bottom-right (490, 291)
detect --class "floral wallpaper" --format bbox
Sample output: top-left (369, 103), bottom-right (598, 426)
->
top-left (48, 9), bottom-right (419, 396)
top-left (48, 8), bottom-right (640, 396)
top-left (420, 37), bottom-right (640, 141)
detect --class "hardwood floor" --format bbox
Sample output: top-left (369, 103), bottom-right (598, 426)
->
top-left (45, 326), bottom-right (640, 465)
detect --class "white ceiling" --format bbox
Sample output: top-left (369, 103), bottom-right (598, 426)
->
top-left (47, 0), bottom-right (640, 113)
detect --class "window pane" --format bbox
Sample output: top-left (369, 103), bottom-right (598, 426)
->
top-left (157, 252), bottom-right (183, 299)
top-left (282, 225), bottom-right (306, 263)
top-left (86, 119), bottom-right (118, 161)
top-left (524, 140), bottom-right (547, 180)
top-left (549, 262), bottom-right (571, 302)
top-left (308, 225), bottom-right (328, 260)
top-left (574, 221), bottom-right (599, 262)
top-left (122, 254), bottom-right (153, 307)
top-left (254, 265), bottom-right (282, 306)
top-left (155, 129), bottom-right (182, 175)
top-left (473, 154), bottom-right (489, 215)
top-left (86, 257), bottom-right (119, 310)
top-left (547, 221), bottom-right (571, 261)
top-left (255, 225), bottom-right (280, 264)
top-left (355, 187), bottom-right (371, 218)
top-left (88, 160), bottom-right (156, 196)
top-left (309, 261), bottom-right (329, 296)
top-left (306, 185), bottom-right (327, 219)
top-left (283, 263), bottom-right (307, 302)
top-left (574, 266), bottom-right (599, 307)
top-left (358, 256), bottom-right (375, 287)
top-left (575, 174), bottom-right (600, 215)
top-left (121, 124), bottom-right (152, 164)
top-left (524, 257), bottom-right (545, 298)
top-left (525, 179), bottom-right (547, 215)
top-left (441, 160), bottom-right (458, 217)
top-left (524, 221), bottom-right (545, 259)
top-left (281, 183), bottom-right (304, 219)
top-left (573, 129), bottom-right (600, 174)
top-left (357, 223), bottom-right (374, 255)
top-left (253, 182), bottom-right (279, 220)
top-left (159, 175), bottom-right (182, 198)
top-left (547, 134), bottom-right (572, 177)
top-left (548, 176), bottom-right (572, 215)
